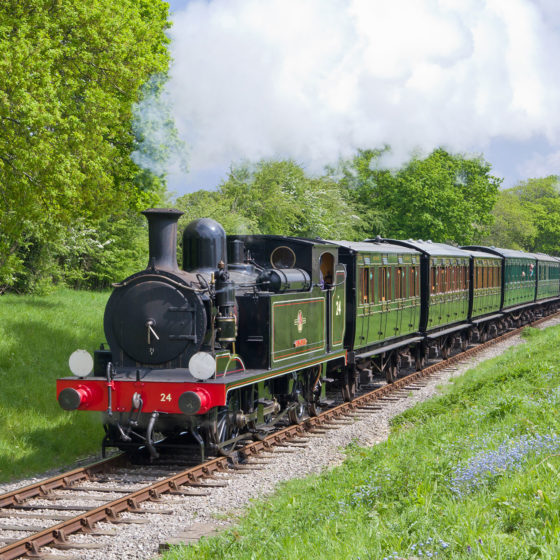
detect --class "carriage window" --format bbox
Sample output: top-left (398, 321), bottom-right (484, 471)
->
top-left (396, 267), bottom-right (402, 299)
top-left (477, 266), bottom-right (483, 289)
top-left (380, 266), bottom-right (392, 300)
top-left (360, 268), bottom-right (369, 304)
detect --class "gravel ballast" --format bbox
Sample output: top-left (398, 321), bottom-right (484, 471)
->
top-left (2, 317), bottom-right (559, 559)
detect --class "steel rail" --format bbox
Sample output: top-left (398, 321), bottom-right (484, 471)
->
top-left (1, 312), bottom-right (557, 559)
top-left (0, 455), bottom-right (127, 509)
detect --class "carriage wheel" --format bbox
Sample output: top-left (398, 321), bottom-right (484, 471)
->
top-left (385, 354), bottom-right (399, 384)
top-left (415, 346), bottom-right (426, 371)
top-left (341, 375), bottom-right (356, 402)
top-left (440, 340), bottom-right (450, 360)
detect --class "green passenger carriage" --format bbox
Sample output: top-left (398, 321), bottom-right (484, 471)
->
top-left (535, 254), bottom-right (560, 301)
top-left (463, 247), bottom-right (538, 309)
top-left (373, 240), bottom-right (473, 363)
top-left (331, 241), bottom-right (421, 349)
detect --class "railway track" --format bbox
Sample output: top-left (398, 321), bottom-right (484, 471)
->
top-left (1, 312), bottom-right (558, 560)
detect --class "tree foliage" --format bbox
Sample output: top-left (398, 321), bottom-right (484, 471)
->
top-left (336, 148), bottom-right (501, 244)
top-left (0, 0), bottom-right (170, 289)
top-left (176, 160), bottom-right (362, 240)
top-left (481, 176), bottom-right (560, 255)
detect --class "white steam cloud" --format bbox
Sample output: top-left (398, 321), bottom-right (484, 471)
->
top-left (162, 0), bottom-right (560, 193)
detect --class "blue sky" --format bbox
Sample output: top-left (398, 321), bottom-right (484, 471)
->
top-left (159, 0), bottom-right (560, 196)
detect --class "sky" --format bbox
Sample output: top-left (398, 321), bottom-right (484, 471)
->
top-left (148, 0), bottom-right (560, 196)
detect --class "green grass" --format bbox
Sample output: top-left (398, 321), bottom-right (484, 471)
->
top-left (0, 288), bottom-right (109, 482)
top-left (162, 324), bottom-right (560, 560)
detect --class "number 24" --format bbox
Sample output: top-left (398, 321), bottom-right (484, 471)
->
top-left (160, 393), bottom-right (172, 402)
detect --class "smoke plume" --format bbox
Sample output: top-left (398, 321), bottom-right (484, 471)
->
top-left (161, 0), bottom-right (560, 193)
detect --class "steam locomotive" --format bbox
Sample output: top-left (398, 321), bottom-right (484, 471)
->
top-left (56, 209), bottom-right (560, 459)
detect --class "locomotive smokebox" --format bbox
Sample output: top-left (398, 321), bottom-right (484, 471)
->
top-left (142, 208), bottom-right (184, 272)
top-left (183, 218), bottom-right (227, 272)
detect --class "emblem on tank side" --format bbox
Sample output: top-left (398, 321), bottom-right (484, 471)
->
top-left (294, 310), bottom-right (307, 333)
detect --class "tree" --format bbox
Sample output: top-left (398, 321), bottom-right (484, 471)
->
top-left (478, 191), bottom-right (537, 250)
top-left (176, 160), bottom-right (362, 240)
top-left (336, 148), bottom-right (501, 244)
top-left (482, 176), bottom-right (560, 255)
top-left (0, 0), bottom-right (170, 289)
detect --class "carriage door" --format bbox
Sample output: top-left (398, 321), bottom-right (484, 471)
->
top-left (329, 263), bottom-right (346, 351)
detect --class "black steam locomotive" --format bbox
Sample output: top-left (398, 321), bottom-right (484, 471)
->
top-left (56, 208), bottom-right (560, 459)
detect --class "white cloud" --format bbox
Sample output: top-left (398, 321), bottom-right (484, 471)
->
top-left (156, 0), bottom-right (560, 192)
top-left (519, 151), bottom-right (560, 179)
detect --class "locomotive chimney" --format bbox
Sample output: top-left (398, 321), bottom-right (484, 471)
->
top-left (141, 208), bottom-right (183, 272)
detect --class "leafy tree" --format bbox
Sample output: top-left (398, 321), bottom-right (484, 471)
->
top-left (13, 214), bottom-right (149, 293)
top-left (176, 160), bottom-right (362, 240)
top-left (478, 191), bottom-right (537, 250)
top-left (0, 0), bottom-right (170, 289)
top-left (329, 148), bottom-right (390, 238)
top-left (336, 148), bottom-right (501, 244)
top-left (482, 176), bottom-right (560, 255)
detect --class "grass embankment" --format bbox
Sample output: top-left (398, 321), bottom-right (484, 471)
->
top-left (165, 325), bottom-right (560, 560)
top-left (0, 288), bottom-right (109, 482)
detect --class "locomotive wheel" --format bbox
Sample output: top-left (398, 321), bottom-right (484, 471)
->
top-left (288, 401), bottom-right (305, 424)
top-left (214, 410), bottom-right (240, 455)
top-left (308, 401), bottom-right (320, 417)
top-left (460, 333), bottom-right (469, 352)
